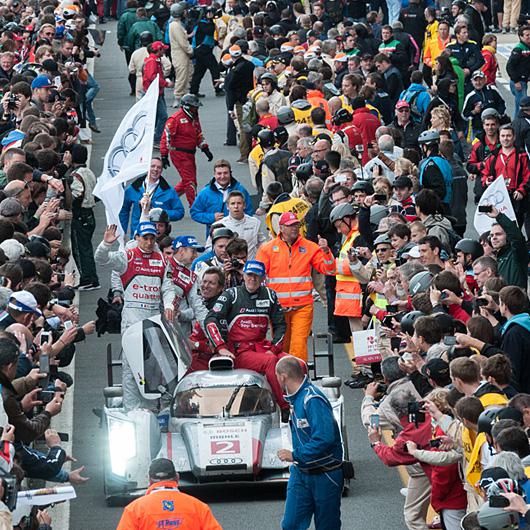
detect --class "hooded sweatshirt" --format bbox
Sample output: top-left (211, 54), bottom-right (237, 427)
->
top-left (501, 313), bottom-right (530, 393)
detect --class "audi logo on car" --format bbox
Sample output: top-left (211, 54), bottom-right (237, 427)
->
top-left (208, 457), bottom-right (244, 465)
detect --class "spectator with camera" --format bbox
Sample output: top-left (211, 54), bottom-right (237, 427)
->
top-left (223, 237), bottom-right (248, 289)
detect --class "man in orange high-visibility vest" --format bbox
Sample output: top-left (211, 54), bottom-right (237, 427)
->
top-left (256, 211), bottom-right (336, 361)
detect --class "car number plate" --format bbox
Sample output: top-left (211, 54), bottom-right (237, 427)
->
top-left (198, 422), bottom-right (253, 468)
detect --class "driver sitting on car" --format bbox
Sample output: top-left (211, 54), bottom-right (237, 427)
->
top-left (204, 260), bottom-right (290, 420)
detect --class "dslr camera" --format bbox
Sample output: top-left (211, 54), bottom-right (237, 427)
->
top-left (0, 470), bottom-right (17, 511)
top-left (6, 93), bottom-right (17, 111)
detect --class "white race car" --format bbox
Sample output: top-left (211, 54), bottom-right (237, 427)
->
top-left (101, 315), bottom-right (350, 505)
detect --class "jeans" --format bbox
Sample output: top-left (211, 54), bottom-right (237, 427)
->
top-left (155, 95), bottom-right (167, 143)
top-left (84, 73), bottom-right (100, 126)
top-left (510, 80), bottom-right (528, 118)
top-left (386, 0), bottom-right (401, 24)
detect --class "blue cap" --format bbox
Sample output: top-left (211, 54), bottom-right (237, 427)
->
top-left (136, 222), bottom-right (157, 237)
top-left (243, 260), bottom-right (266, 276)
top-left (31, 74), bottom-right (55, 90)
top-left (172, 235), bottom-right (205, 252)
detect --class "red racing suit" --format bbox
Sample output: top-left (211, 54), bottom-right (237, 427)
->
top-left (143, 52), bottom-right (169, 95)
top-left (204, 284), bottom-right (289, 409)
top-left (160, 108), bottom-right (207, 206)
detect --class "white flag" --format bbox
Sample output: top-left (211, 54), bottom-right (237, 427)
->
top-left (473, 176), bottom-right (517, 236)
top-left (93, 77), bottom-right (159, 237)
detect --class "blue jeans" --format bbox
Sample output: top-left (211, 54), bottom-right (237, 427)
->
top-left (387, 0), bottom-right (401, 24)
top-left (155, 95), bottom-right (167, 143)
top-left (510, 80), bottom-right (528, 118)
top-left (85, 73), bottom-right (100, 126)
top-left (282, 466), bottom-right (343, 530)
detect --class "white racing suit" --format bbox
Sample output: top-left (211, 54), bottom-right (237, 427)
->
top-left (167, 257), bottom-right (208, 335)
top-left (95, 241), bottom-right (176, 410)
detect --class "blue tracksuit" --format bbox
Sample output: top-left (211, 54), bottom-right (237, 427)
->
top-left (190, 176), bottom-right (254, 238)
top-left (119, 175), bottom-right (185, 236)
top-left (283, 377), bottom-right (343, 530)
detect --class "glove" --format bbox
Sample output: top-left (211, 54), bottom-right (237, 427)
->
top-left (202, 146), bottom-right (213, 162)
top-left (162, 155), bottom-right (170, 169)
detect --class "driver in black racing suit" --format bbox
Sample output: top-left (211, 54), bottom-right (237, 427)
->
top-left (204, 260), bottom-right (289, 415)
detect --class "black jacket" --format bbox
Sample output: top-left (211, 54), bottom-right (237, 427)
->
top-left (462, 86), bottom-right (506, 131)
top-left (464, 5), bottom-right (486, 45)
top-left (224, 57), bottom-right (255, 107)
top-left (512, 110), bottom-right (530, 151)
top-left (501, 316), bottom-right (530, 393)
top-left (507, 41), bottom-right (530, 83)
top-left (399, 4), bottom-right (427, 49)
top-left (389, 118), bottom-right (422, 149)
top-left (446, 40), bottom-right (485, 73)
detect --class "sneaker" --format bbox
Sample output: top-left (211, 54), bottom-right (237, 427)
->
top-left (344, 374), bottom-right (373, 389)
top-left (78, 283), bottom-right (101, 291)
top-left (89, 123), bottom-right (101, 133)
top-left (502, 27), bottom-right (508, 33)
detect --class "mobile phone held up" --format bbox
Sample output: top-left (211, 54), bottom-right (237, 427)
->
top-left (478, 205), bottom-right (493, 213)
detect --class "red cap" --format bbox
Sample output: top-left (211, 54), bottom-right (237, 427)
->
top-left (395, 100), bottom-right (410, 110)
top-left (151, 41), bottom-right (168, 52)
top-left (279, 212), bottom-right (300, 226)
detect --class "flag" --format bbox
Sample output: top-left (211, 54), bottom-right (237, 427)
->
top-left (93, 77), bottom-right (159, 239)
top-left (473, 176), bottom-right (517, 236)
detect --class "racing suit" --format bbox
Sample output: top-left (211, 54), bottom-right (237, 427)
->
top-left (187, 295), bottom-right (219, 373)
top-left (116, 480), bottom-right (222, 530)
top-left (282, 377), bottom-right (344, 530)
top-left (160, 107), bottom-right (208, 206)
top-left (167, 257), bottom-right (208, 335)
top-left (204, 284), bottom-right (289, 410)
top-left (95, 241), bottom-right (176, 410)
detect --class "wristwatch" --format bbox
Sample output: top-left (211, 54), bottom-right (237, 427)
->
top-left (370, 441), bottom-right (381, 448)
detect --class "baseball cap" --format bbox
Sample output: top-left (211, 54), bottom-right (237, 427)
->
top-left (25, 240), bottom-right (51, 258)
top-left (31, 74), bottom-right (55, 90)
top-left (420, 358), bottom-right (450, 384)
top-left (243, 260), bottom-right (266, 276)
top-left (229, 45), bottom-right (242, 58)
top-left (151, 41), bottom-right (168, 52)
top-left (393, 175), bottom-right (413, 189)
top-left (148, 458), bottom-right (177, 481)
top-left (0, 198), bottom-right (22, 218)
top-left (472, 70), bottom-right (486, 79)
top-left (403, 245), bottom-right (421, 259)
top-left (361, 53), bottom-right (373, 60)
top-left (520, 96), bottom-right (530, 108)
top-left (172, 235), bottom-right (205, 252)
top-left (8, 290), bottom-right (42, 315)
top-left (395, 100), bottom-right (410, 110)
top-left (136, 222), bottom-right (157, 237)
top-left (278, 212), bottom-right (300, 226)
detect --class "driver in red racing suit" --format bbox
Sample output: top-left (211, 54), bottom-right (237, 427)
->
top-left (160, 93), bottom-right (213, 207)
top-left (204, 260), bottom-right (289, 413)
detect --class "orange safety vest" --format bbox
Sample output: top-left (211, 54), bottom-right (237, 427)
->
top-left (256, 235), bottom-right (336, 308)
top-left (116, 480), bottom-right (222, 530)
top-left (334, 227), bottom-right (362, 317)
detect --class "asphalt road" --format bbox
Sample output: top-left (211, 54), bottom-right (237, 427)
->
top-left (66, 24), bottom-right (518, 530)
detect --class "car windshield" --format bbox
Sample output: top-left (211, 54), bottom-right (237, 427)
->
top-left (171, 385), bottom-right (275, 418)
top-left (142, 319), bottom-right (179, 395)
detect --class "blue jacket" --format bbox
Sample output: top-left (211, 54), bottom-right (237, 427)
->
top-left (399, 84), bottom-right (431, 119)
top-left (190, 176), bottom-right (254, 237)
top-left (119, 176), bottom-right (184, 236)
top-left (286, 377), bottom-right (343, 472)
top-left (419, 155), bottom-right (453, 205)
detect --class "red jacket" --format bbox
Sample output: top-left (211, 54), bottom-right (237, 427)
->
top-left (143, 52), bottom-right (168, 95)
top-left (258, 114), bottom-right (279, 130)
top-left (447, 303), bottom-right (471, 323)
top-left (333, 122), bottom-right (363, 150)
top-left (352, 107), bottom-right (381, 164)
top-left (481, 148), bottom-right (530, 196)
top-left (429, 426), bottom-right (467, 512)
top-left (481, 47), bottom-right (498, 86)
top-left (160, 108), bottom-right (205, 155)
top-left (373, 415), bottom-right (433, 480)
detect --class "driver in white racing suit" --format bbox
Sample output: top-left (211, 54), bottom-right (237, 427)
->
top-left (95, 222), bottom-right (176, 410)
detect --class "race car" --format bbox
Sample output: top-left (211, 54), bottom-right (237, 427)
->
top-left (101, 315), bottom-right (350, 505)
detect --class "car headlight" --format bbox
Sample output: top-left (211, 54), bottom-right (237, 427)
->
top-left (108, 416), bottom-right (136, 477)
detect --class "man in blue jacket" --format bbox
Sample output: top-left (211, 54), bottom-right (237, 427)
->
top-left (190, 159), bottom-right (253, 237)
top-left (119, 157), bottom-right (184, 237)
top-left (276, 355), bottom-right (344, 530)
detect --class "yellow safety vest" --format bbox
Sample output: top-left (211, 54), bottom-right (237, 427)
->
top-left (339, 95), bottom-right (353, 114)
top-left (266, 197), bottom-right (310, 237)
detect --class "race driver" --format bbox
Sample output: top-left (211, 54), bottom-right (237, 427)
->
top-left (204, 260), bottom-right (290, 417)
top-left (95, 222), bottom-right (176, 410)
top-left (160, 93), bottom-right (213, 207)
top-left (168, 235), bottom-right (208, 335)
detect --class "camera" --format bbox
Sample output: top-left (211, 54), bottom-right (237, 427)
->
top-left (407, 401), bottom-right (425, 424)
top-left (37, 390), bottom-right (55, 404)
top-left (0, 471), bottom-right (18, 511)
top-left (443, 336), bottom-right (457, 346)
top-left (429, 438), bottom-right (442, 448)
top-left (376, 383), bottom-right (387, 394)
top-left (231, 258), bottom-right (243, 269)
top-left (489, 495), bottom-right (510, 508)
top-left (6, 93), bottom-right (17, 111)
top-left (475, 297), bottom-right (489, 307)
top-left (347, 247), bottom-right (359, 258)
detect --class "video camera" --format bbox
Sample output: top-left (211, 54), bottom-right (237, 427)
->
top-left (407, 401), bottom-right (425, 425)
top-left (0, 470), bottom-right (18, 512)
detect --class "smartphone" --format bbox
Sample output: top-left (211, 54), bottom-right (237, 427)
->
top-left (386, 304), bottom-right (398, 313)
top-left (40, 331), bottom-right (51, 344)
top-left (373, 194), bottom-right (387, 202)
top-left (64, 320), bottom-right (73, 330)
top-left (489, 495), bottom-right (510, 508)
top-left (355, 144), bottom-right (364, 153)
top-left (478, 205), bottom-right (493, 213)
top-left (440, 292), bottom-right (449, 301)
top-left (370, 414), bottom-right (380, 429)
top-left (58, 432), bottom-right (69, 442)
top-left (475, 297), bottom-right (489, 307)
top-left (429, 438), bottom-right (442, 448)
top-left (39, 354), bottom-right (50, 389)
top-left (443, 336), bottom-right (457, 346)
top-left (402, 352), bottom-right (415, 363)
top-left (335, 174), bottom-right (347, 183)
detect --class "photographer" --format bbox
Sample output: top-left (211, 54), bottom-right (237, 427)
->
top-left (0, 82), bottom-right (31, 133)
top-left (223, 237), bottom-right (248, 288)
top-left (368, 388), bottom-right (433, 530)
